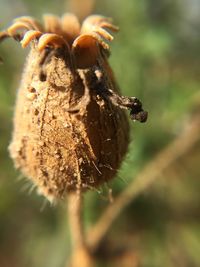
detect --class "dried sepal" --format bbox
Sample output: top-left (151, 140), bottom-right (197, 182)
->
top-left (37, 33), bottom-right (69, 51)
top-left (61, 13), bottom-right (81, 43)
top-left (0, 13), bottom-right (116, 68)
top-left (43, 14), bottom-right (62, 34)
top-left (72, 34), bottom-right (101, 68)
top-left (7, 21), bottom-right (32, 36)
top-left (14, 16), bottom-right (43, 31)
top-left (0, 31), bottom-right (9, 41)
top-left (81, 15), bottom-right (119, 33)
top-left (81, 15), bottom-right (118, 50)
top-left (21, 30), bottom-right (42, 48)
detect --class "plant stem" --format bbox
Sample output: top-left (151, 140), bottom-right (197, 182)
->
top-left (67, 191), bottom-right (93, 267)
top-left (67, 191), bottom-right (85, 249)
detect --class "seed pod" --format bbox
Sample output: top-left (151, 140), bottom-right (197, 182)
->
top-left (1, 14), bottom-right (147, 202)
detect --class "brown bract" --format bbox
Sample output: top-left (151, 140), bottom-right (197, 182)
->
top-left (1, 14), bottom-right (147, 202)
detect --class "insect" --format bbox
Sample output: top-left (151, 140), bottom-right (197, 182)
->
top-left (0, 14), bottom-right (147, 202)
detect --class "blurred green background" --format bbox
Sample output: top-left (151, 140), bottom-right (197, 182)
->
top-left (0, 0), bottom-right (200, 266)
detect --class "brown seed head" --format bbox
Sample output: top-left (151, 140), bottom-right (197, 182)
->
top-left (1, 14), bottom-right (147, 202)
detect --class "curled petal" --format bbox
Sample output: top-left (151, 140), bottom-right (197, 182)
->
top-left (38, 33), bottom-right (68, 51)
top-left (0, 31), bottom-right (10, 62)
top-left (81, 15), bottom-right (118, 34)
top-left (61, 13), bottom-right (81, 44)
top-left (99, 22), bottom-right (119, 32)
top-left (43, 14), bottom-right (62, 35)
top-left (80, 15), bottom-right (117, 54)
top-left (14, 16), bottom-right (43, 31)
top-left (72, 34), bottom-right (100, 68)
top-left (7, 21), bottom-right (32, 37)
top-left (75, 32), bottom-right (110, 51)
top-left (82, 15), bottom-right (113, 27)
top-left (21, 30), bottom-right (42, 48)
top-left (89, 32), bottom-right (109, 50)
top-left (0, 31), bottom-right (9, 42)
top-left (93, 27), bottom-right (114, 41)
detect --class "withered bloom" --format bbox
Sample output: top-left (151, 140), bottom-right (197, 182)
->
top-left (0, 14), bottom-right (147, 202)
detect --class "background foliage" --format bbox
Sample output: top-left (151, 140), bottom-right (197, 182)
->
top-left (0, 0), bottom-right (200, 266)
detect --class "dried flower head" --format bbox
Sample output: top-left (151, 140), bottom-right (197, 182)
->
top-left (0, 14), bottom-right (147, 202)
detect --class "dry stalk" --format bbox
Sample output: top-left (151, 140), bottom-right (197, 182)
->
top-left (67, 191), bottom-right (93, 267)
top-left (87, 113), bottom-right (200, 252)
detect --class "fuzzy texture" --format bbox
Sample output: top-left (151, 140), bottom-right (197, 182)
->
top-left (1, 14), bottom-right (147, 201)
top-left (9, 46), bottom-right (129, 201)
